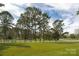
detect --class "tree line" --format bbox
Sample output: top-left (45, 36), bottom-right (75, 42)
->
top-left (0, 3), bottom-right (79, 41)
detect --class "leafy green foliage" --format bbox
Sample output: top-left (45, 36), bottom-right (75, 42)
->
top-left (17, 7), bottom-right (50, 40)
top-left (51, 20), bottom-right (68, 40)
top-left (0, 11), bottom-right (14, 39)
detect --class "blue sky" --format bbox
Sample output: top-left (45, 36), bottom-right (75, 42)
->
top-left (0, 1), bottom-right (79, 34)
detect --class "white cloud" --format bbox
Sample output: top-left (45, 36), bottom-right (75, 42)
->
top-left (46, 3), bottom-right (73, 10)
top-left (47, 3), bottom-right (79, 34)
top-left (63, 14), bottom-right (79, 34)
top-left (0, 1), bottom-right (79, 34)
top-left (48, 18), bottom-right (54, 28)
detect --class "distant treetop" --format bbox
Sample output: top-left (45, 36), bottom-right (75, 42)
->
top-left (0, 3), bottom-right (4, 7)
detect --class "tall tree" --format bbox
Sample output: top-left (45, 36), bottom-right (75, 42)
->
top-left (17, 7), bottom-right (50, 40)
top-left (0, 11), bottom-right (14, 39)
top-left (51, 20), bottom-right (67, 40)
top-left (38, 13), bottom-right (49, 40)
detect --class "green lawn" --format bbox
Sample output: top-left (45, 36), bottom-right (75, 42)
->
top-left (0, 41), bottom-right (79, 56)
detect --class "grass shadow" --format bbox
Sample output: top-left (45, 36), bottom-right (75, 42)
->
top-left (0, 43), bottom-right (31, 48)
top-left (0, 44), bottom-right (10, 56)
top-left (0, 43), bottom-right (31, 56)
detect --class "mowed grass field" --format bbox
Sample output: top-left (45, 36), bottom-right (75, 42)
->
top-left (0, 40), bottom-right (79, 56)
